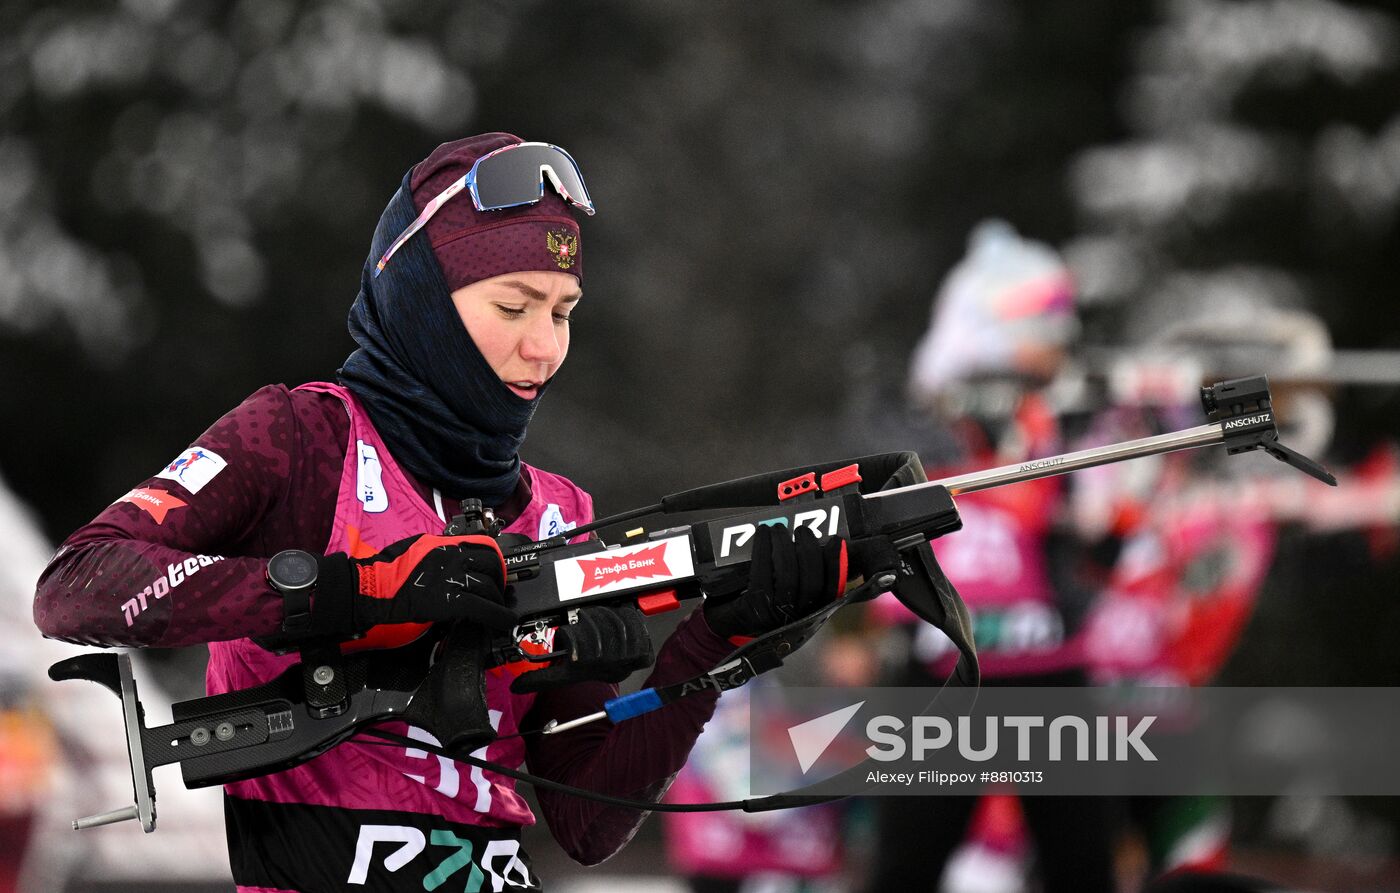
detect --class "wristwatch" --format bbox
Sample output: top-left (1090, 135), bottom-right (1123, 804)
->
top-left (267, 549), bottom-right (319, 634)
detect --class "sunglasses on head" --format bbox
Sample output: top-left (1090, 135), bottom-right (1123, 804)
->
top-left (375, 141), bottom-right (595, 276)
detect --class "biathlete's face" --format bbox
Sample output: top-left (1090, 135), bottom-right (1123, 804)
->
top-left (451, 270), bottom-right (580, 400)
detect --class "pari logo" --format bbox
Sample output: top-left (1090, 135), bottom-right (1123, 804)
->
top-left (554, 536), bottom-right (694, 602)
top-left (348, 824), bottom-right (531, 890)
top-left (715, 505), bottom-right (844, 564)
top-left (787, 703), bottom-right (1158, 776)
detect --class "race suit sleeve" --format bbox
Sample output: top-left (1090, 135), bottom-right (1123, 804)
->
top-left (524, 608), bottom-right (735, 866)
top-left (33, 385), bottom-right (346, 648)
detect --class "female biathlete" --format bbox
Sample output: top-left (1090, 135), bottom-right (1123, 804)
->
top-left (33, 133), bottom-right (863, 892)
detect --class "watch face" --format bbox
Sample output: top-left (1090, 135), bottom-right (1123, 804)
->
top-left (270, 550), bottom-right (317, 589)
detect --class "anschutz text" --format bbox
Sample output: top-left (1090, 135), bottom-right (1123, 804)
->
top-left (1018, 457), bottom-right (1066, 473)
top-left (1222, 412), bottom-right (1271, 430)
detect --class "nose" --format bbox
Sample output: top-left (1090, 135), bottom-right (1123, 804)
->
top-left (519, 312), bottom-right (563, 367)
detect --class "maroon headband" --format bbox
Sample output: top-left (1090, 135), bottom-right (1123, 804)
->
top-left (410, 132), bottom-right (584, 291)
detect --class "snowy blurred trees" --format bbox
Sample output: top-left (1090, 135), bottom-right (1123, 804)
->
top-left (3, 0), bottom-right (1399, 874)
top-left (0, 0), bottom-right (1396, 532)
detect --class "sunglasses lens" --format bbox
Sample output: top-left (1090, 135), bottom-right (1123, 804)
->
top-left (473, 144), bottom-right (594, 214)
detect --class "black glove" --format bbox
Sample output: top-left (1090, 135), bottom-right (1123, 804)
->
top-left (310, 533), bottom-right (515, 637)
top-left (510, 605), bottom-right (655, 693)
top-left (703, 524), bottom-right (849, 639)
top-left (847, 535), bottom-right (903, 593)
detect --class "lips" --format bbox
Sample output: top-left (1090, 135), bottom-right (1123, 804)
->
top-left (505, 380), bottom-right (541, 399)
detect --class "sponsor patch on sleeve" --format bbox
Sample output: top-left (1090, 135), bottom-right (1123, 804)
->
top-left (116, 487), bottom-right (187, 524)
top-left (155, 446), bottom-right (228, 494)
top-left (121, 554), bottom-right (226, 626)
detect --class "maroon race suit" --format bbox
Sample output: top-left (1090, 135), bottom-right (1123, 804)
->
top-left (34, 384), bottom-right (736, 892)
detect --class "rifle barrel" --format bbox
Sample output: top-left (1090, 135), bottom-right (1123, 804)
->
top-left (867, 422), bottom-right (1225, 500)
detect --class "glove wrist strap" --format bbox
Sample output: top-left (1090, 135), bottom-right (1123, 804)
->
top-left (309, 553), bottom-right (359, 637)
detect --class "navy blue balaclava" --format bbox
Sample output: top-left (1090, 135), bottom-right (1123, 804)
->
top-left (337, 137), bottom-right (585, 506)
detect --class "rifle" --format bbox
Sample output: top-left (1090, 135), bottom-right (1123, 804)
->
top-left (47, 375), bottom-right (1334, 832)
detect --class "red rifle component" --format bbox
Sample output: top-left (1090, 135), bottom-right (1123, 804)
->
top-left (820, 464), bottom-right (862, 493)
top-left (777, 473), bottom-right (818, 501)
top-left (637, 590), bottom-right (681, 616)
